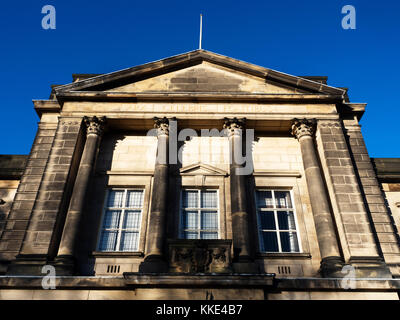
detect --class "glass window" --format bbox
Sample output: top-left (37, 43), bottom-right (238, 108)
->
top-left (180, 189), bottom-right (219, 239)
top-left (255, 190), bottom-right (300, 253)
top-left (98, 189), bottom-right (144, 252)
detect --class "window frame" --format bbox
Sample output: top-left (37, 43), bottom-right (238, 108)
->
top-left (254, 189), bottom-right (302, 253)
top-left (97, 188), bottom-right (145, 252)
top-left (179, 188), bottom-right (220, 239)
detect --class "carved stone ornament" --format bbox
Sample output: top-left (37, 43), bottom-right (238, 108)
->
top-left (291, 118), bottom-right (317, 140)
top-left (168, 239), bottom-right (232, 273)
top-left (223, 117), bottom-right (246, 137)
top-left (83, 116), bottom-right (106, 136)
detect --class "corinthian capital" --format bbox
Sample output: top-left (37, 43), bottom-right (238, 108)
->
top-left (154, 117), bottom-right (171, 136)
top-left (223, 117), bottom-right (246, 137)
top-left (84, 116), bottom-right (107, 136)
top-left (291, 118), bottom-right (316, 140)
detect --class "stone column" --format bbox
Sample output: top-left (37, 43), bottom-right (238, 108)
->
top-left (224, 118), bottom-right (257, 273)
top-left (291, 118), bottom-right (344, 277)
top-left (139, 117), bottom-right (170, 273)
top-left (55, 116), bottom-right (106, 273)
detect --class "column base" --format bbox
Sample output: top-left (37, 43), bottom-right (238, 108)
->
top-left (6, 254), bottom-right (48, 275)
top-left (139, 255), bottom-right (168, 273)
top-left (232, 256), bottom-right (259, 274)
top-left (53, 255), bottom-right (75, 276)
top-left (319, 256), bottom-right (345, 278)
top-left (348, 257), bottom-right (392, 278)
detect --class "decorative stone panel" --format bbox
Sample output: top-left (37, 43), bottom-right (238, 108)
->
top-left (168, 239), bottom-right (232, 273)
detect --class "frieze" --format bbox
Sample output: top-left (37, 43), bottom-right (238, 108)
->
top-left (59, 120), bottom-right (81, 126)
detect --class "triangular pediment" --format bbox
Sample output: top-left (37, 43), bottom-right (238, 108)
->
top-left (102, 61), bottom-right (303, 94)
top-left (54, 50), bottom-right (345, 97)
top-left (179, 163), bottom-right (228, 176)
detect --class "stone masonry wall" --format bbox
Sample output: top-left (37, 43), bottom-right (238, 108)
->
top-left (316, 120), bottom-right (380, 259)
top-left (344, 122), bottom-right (400, 276)
top-left (0, 123), bottom-right (57, 262)
top-left (18, 118), bottom-right (83, 258)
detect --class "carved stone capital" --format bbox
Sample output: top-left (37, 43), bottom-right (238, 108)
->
top-left (223, 117), bottom-right (246, 137)
top-left (291, 118), bottom-right (316, 140)
top-left (154, 117), bottom-right (172, 136)
top-left (83, 116), bottom-right (106, 136)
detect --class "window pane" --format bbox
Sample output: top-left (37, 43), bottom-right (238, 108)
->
top-left (107, 190), bottom-right (124, 208)
top-left (280, 232), bottom-right (299, 253)
top-left (123, 210), bottom-right (141, 229)
top-left (258, 211), bottom-right (276, 230)
top-left (277, 211), bottom-right (296, 230)
top-left (201, 211), bottom-right (218, 230)
top-left (183, 191), bottom-right (198, 208)
top-left (274, 191), bottom-right (292, 208)
top-left (102, 210), bottom-right (121, 229)
top-left (99, 231), bottom-right (117, 251)
top-left (256, 191), bottom-right (274, 208)
top-left (201, 191), bottom-right (217, 209)
top-left (182, 211), bottom-right (198, 229)
top-left (201, 232), bottom-right (218, 239)
top-left (120, 231), bottom-right (139, 251)
top-left (126, 190), bottom-right (144, 208)
top-left (261, 232), bottom-right (279, 252)
top-left (184, 232), bottom-right (198, 239)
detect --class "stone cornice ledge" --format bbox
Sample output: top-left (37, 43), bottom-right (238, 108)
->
top-left (56, 92), bottom-right (345, 103)
top-left (0, 276), bottom-right (399, 291)
top-left (104, 170), bottom-right (154, 176)
top-left (123, 273), bottom-right (275, 287)
top-left (253, 170), bottom-right (301, 178)
top-left (276, 278), bottom-right (400, 291)
top-left (33, 100), bottom-right (61, 117)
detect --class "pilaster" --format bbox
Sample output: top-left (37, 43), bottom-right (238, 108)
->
top-left (316, 119), bottom-right (390, 278)
top-left (2, 122), bottom-right (58, 274)
top-left (343, 120), bottom-right (398, 277)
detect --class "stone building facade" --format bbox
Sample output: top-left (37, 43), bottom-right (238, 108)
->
top-left (0, 50), bottom-right (399, 300)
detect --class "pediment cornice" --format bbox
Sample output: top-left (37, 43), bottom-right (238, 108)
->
top-left (54, 50), bottom-right (346, 98)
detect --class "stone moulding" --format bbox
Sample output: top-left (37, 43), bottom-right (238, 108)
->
top-left (123, 273), bottom-right (275, 288)
top-left (1, 276), bottom-right (400, 291)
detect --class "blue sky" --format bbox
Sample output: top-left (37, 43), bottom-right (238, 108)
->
top-left (0, 0), bottom-right (399, 157)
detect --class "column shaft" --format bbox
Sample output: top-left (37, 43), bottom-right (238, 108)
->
top-left (140, 117), bottom-right (170, 272)
top-left (56, 116), bottom-right (106, 266)
top-left (146, 132), bottom-right (169, 257)
top-left (224, 118), bottom-right (256, 272)
top-left (292, 118), bottom-right (343, 277)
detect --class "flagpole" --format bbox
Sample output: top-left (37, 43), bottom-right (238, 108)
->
top-left (199, 14), bottom-right (203, 49)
